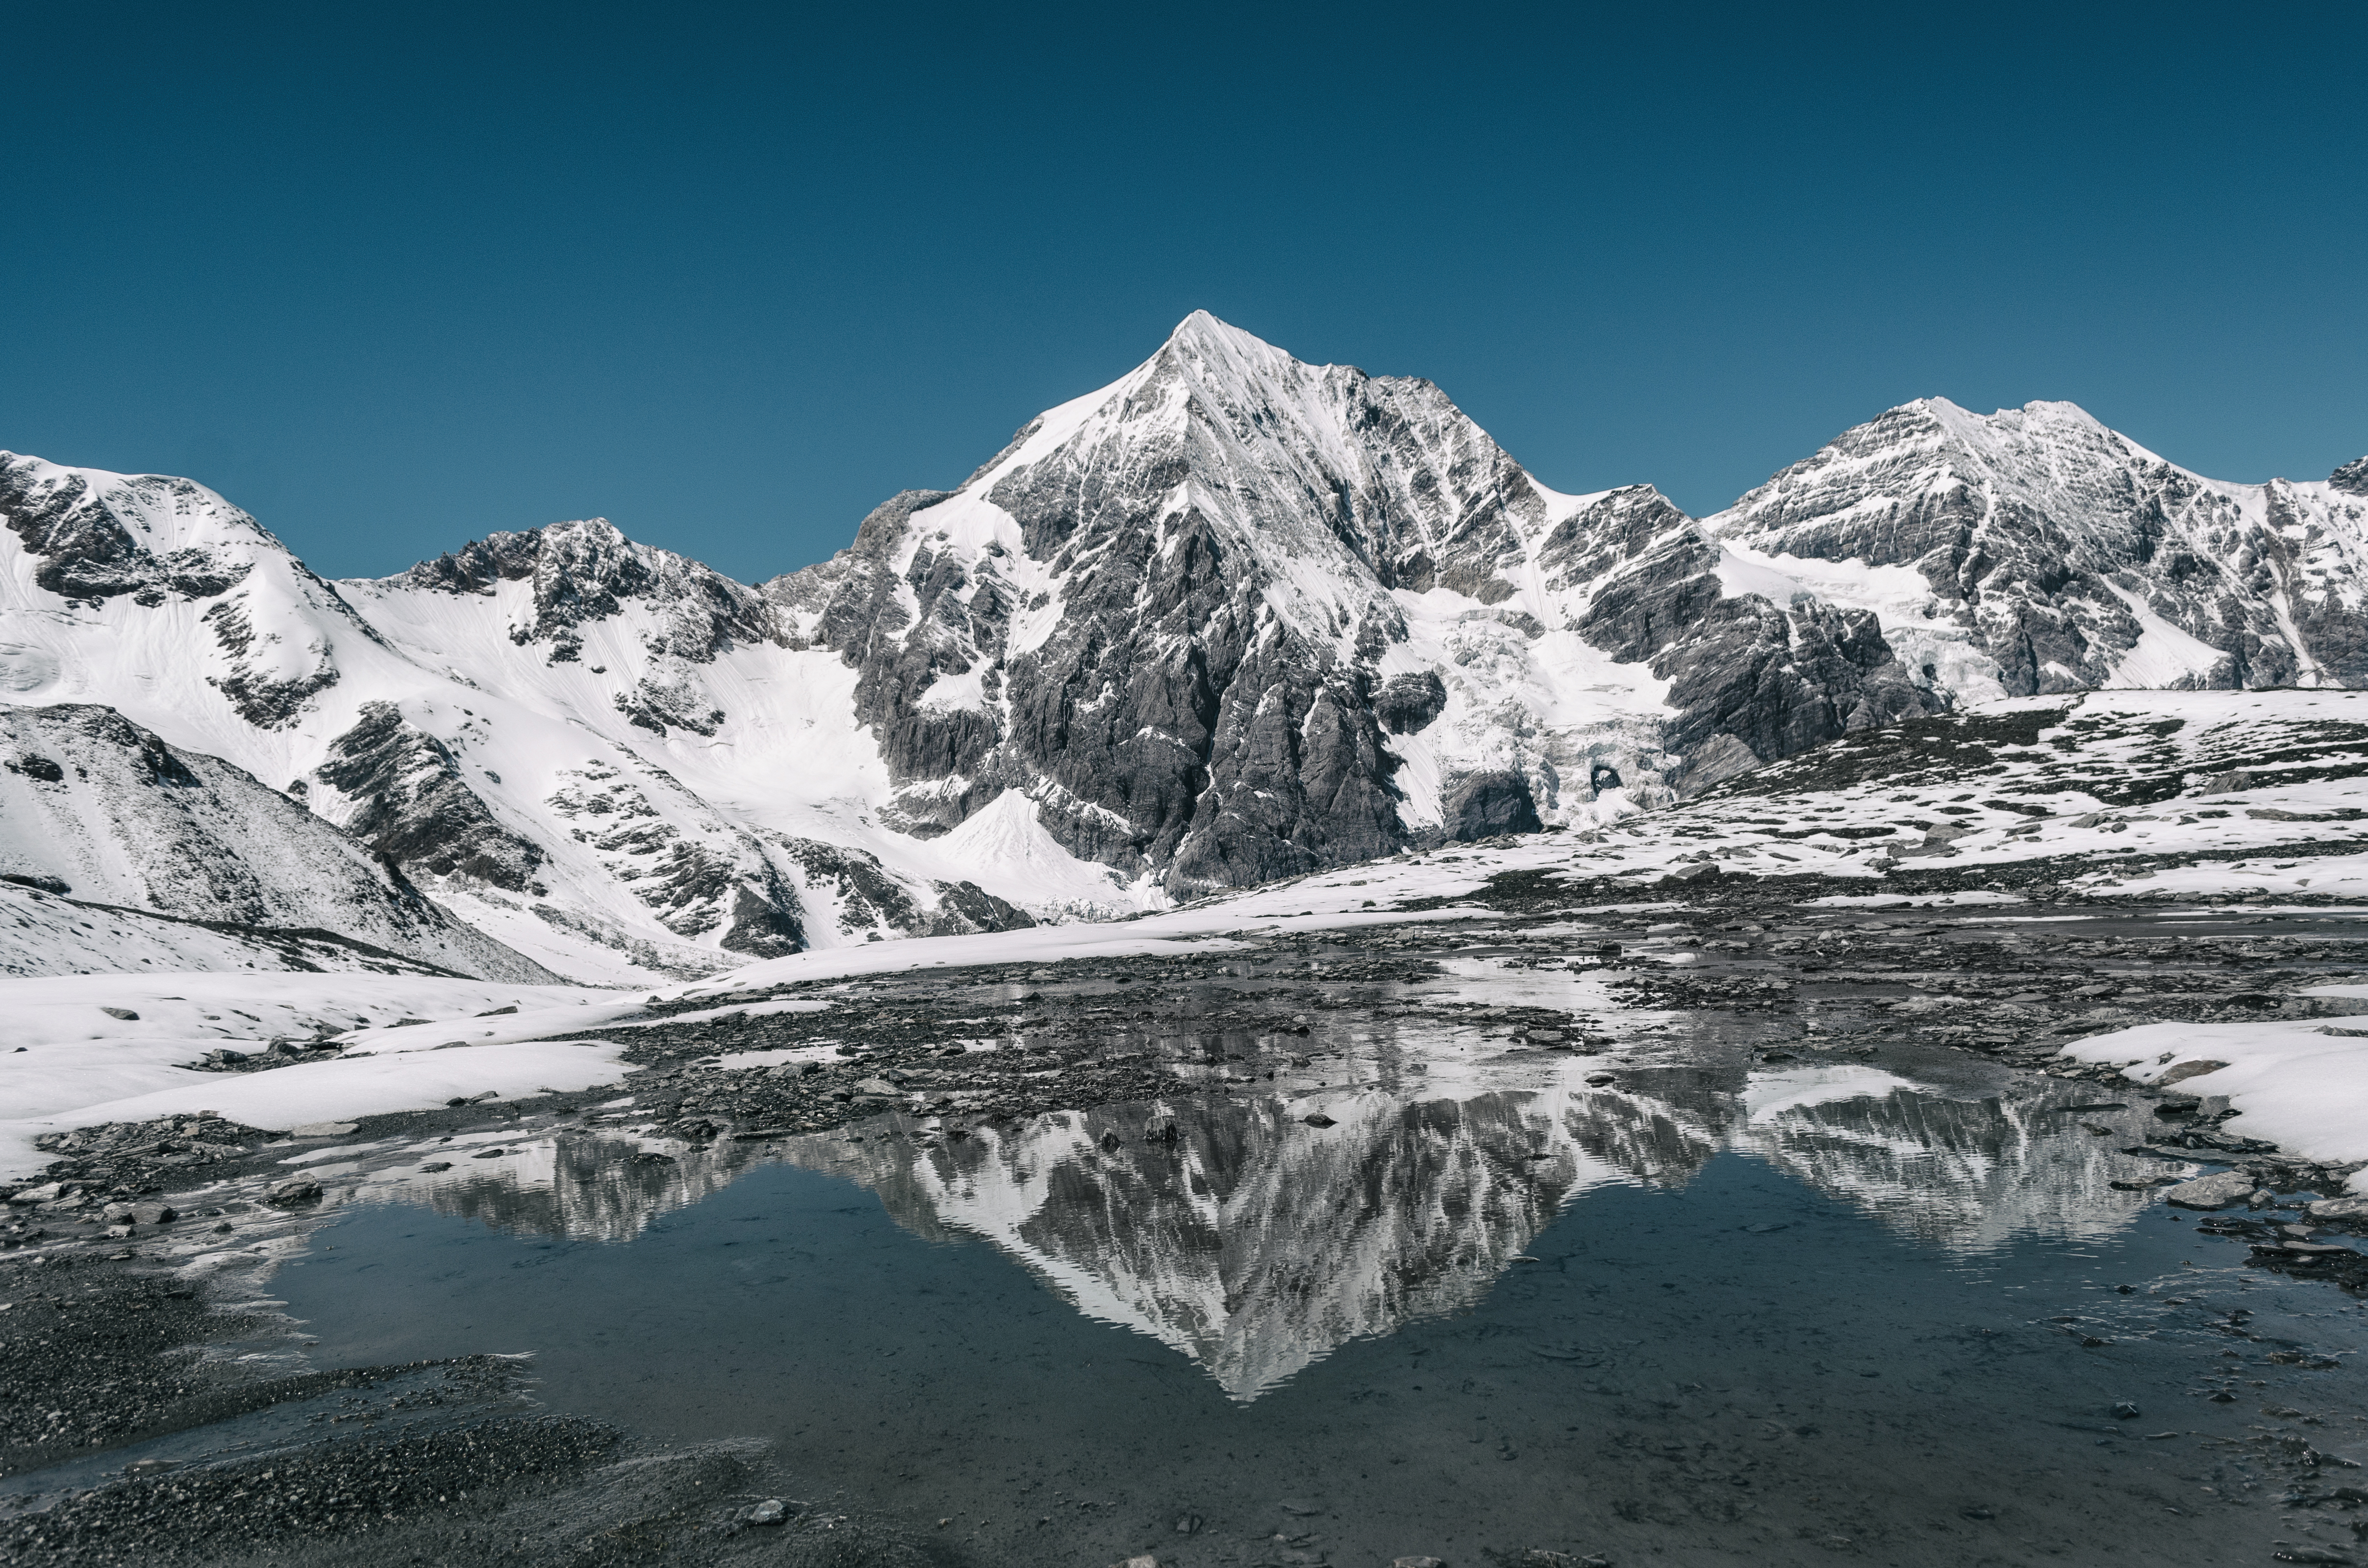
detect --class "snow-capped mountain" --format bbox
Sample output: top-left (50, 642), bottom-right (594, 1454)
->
top-left (1709, 398), bottom-right (2368, 697)
top-left (764, 313), bottom-right (1939, 893)
top-left (0, 459), bottom-right (1044, 982)
top-left (3, 313), bottom-right (2362, 980)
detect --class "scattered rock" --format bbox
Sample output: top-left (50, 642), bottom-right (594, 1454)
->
top-left (99, 1006), bottom-right (140, 1020)
top-left (1302, 1113), bottom-right (1337, 1128)
top-left (748, 1498), bottom-right (788, 1526)
top-left (266, 1177), bottom-right (323, 1207)
top-left (289, 1121), bottom-right (358, 1138)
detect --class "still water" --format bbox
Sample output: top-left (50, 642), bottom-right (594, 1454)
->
top-left (268, 1041), bottom-right (2368, 1568)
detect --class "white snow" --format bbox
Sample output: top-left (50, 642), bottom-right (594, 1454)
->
top-left (2059, 1016), bottom-right (2368, 1193)
top-left (0, 972), bottom-right (621, 1176)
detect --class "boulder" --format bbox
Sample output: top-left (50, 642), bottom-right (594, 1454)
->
top-left (2164, 1171), bottom-right (2255, 1210)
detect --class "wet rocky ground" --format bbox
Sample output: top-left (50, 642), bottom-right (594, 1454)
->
top-left (7, 890), bottom-right (2368, 1565)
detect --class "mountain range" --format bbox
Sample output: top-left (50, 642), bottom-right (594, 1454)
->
top-left (3, 312), bottom-right (2362, 981)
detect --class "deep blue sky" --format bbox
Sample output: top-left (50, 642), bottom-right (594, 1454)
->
top-left (5, 2), bottom-right (2362, 583)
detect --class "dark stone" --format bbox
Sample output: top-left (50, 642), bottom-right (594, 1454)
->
top-left (1376, 671), bottom-right (1448, 734)
top-left (316, 702), bottom-right (549, 894)
top-left (0, 457), bottom-right (253, 603)
top-left (1444, 770), bottom-right (1541, 840)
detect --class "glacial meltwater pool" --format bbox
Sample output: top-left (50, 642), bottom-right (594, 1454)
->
top-left (260, 1062), bottom-right (2368, 1568)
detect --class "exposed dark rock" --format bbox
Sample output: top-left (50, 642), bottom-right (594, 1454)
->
top-left (1376, 671), bottom-right (1448, 735)
top-left (317, 702), bottom-right (548, 894)
top-left (397, 518), bottom-right (775, 661)
top-left (0, 457), bottom-right (251, 601)
top-left (0, 703), bottom-right (554, 981)
top-left (1445, 770), bottom-right (1542, 840)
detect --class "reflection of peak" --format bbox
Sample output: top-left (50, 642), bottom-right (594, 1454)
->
top-left (385, 1133), bottom-right (761, 1242)
top-left (791, 1061), bottom-right (2162, 1399)
top-left (356, 1058), bottom-right (2159, 1400)
top-left (1737, 1073), bottom-right (2151, 1249)
top-left (812, 1088), bottom-right (1627, 1400)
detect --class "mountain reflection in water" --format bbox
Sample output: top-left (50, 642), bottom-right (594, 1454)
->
top-left (371, 1059), bottom-right (2155, 1399)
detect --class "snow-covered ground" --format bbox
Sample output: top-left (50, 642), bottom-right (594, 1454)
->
top-left (0, 973), bottom-right (631, 1176)
top-left (2057, 984), bottom-right (2368, 1198)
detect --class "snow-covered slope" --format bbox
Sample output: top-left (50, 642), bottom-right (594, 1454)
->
top-left (0, 704), bottom-right (552, 981)
top-left (5, 318), bottom-right (2363, 980)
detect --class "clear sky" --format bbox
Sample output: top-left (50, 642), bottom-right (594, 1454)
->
top-left (4, 2), bottom-right (2362, 584)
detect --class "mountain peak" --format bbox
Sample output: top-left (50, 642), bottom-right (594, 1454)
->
top-left (1162, 308), bottom-right (1255, 350)
top-left (1156, 310), bottom-right (1305, 384)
